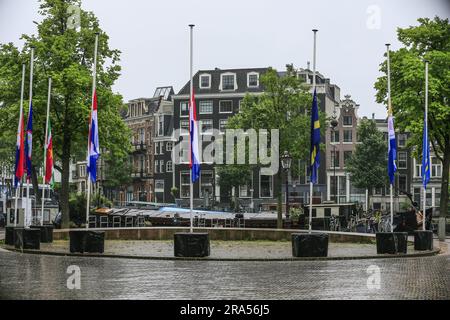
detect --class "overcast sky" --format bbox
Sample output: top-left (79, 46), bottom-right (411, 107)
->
top-left (0, 0), bottom-right (449, 117)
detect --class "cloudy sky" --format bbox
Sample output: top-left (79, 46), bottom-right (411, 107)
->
top-left (0, 0), bottom-right (449, 117)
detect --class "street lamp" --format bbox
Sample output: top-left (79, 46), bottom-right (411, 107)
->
top-left (249, 188), bottom-right (254, 212)
top-left (281, 151), bottom-right (292, 220)
top-left (330, 104), bottom-right (339, 203)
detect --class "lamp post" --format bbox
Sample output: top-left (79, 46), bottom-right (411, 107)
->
top-left (330, 104), bottom-right (339, 203)
top-left (281, 151), bottom-right (292, 221)
top-left (249, 188), bottom-right (254, 213)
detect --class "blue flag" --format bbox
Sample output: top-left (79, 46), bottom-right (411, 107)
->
top-left (422, 115), bottom-right (430, 188)
top-left (387, 109), bottom-right (397, 185)
top-left (310, 89), bottom-right (320, 184)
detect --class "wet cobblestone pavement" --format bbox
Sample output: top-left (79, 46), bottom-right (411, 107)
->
top-left (25, 240), bottom-right (424, 259)
top-left (0, 245), bottom-right (449, 299)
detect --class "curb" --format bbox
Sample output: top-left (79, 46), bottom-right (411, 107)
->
top-left (0, 245), bottom-right (441, 262)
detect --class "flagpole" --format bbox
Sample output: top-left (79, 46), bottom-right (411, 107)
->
top-left (189, 24), bottom-right (194, 234)
top-left (40, 77), bottom-right (51, 226)
top-left (423, 60), bottom-right (429, 231)
top-left (386, 43), bottom-right (394, 233)
top-left (309, 29), bottom-right (318, 233)
top-left (86, 32), bottom-right (99, 229)
top-left (26, 47), bottom-right (35, 228)
top-left (14, 63), bottom-right (26, 227)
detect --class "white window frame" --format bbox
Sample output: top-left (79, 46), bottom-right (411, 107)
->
top-left (166, 141), bottom-right (173, 152)
top-left (398, 151), bottom-right (407, 169)
top-left (259, 171), bottom-right (274, 198)
top-left (159, 160), bottom-right (164, 173)
top-left (158, 115), bottom-right (164, 136)
top-left (166, 160), bottom-right (173, 172)
top-left (343, 115), bottom-right (353, 127)
top-left (343, 130), bottom-right (353, 144)
top-left (180, 101), bottom-right (189, 118)
top-left (155, 180), bottom-right (164, 192)
top-left (180, 171), bottom-right (190, 198)
top-left (159, 142), bottom-right (164, 155)
top-left (154, 160), bottom-right (159, 173)
top-left (154, 142), bottom-right (159, 155)
top-left (199, 170), bottom-right (214, 198)
top-left (431, 157), bottom-right (442, 177)
top-left (219, 100), bottom-right (233, 114)
top-left (199, 74), bottom-right (211, 89)
top-left (219, 119), bottom-right (227, 134)
top-left (247, 72), bottom-right (259, 88)
top-left (199, 100), bottom-right (213, 114)
top-left (219, 72), bottom-right (237, 91)
top-left (239, 175), bottom-right (254, 198)
top-left (180, 120), bottom-right (189, 135)
top-left (200, 119), bottom-right (213, 135)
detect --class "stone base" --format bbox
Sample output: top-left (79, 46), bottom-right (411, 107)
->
top-left (5, 226), bottom-right (16, 245)
top-left (291, 233), bottom-right (329, 257)
top-left (69, 230), bottom-right (105, 253)
top-left (414, 230), bottom-right (433, 251)
top-left (14, 228), bottom-right (41, 250)
top-left (376, 232), bottom-right (408, 254)
top-left (174, 232), bottom-right (210, 257)
top-left (30, 225), bottom-right (54, 243)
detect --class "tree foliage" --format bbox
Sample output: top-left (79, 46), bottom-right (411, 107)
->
top-left (374, 16), bottom-right (449, 217)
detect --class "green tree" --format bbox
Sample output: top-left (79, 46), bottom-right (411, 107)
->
top-left (345, 118), bottom-right (387, 207)
top-left (0, 0), bottom-right (131, 228)
top-left (227, 65), bottom-right (325, 227)
top-left (216, 164), bottom-right (252, 212)
top-left (374, 16), bottom-right (449, 221)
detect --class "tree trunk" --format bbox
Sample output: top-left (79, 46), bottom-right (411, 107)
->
top-left (60, 131), bottom-right (71, 229)
top-left (438, 142), bottom-right (449, 240)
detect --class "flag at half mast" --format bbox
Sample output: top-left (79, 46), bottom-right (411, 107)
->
top-left (310, 89), bottom-right (320, 184)
top-left (387, 104), bottom-right (397, 184)
top-left (189, 89), bottom-right (200, 182)
top-left (24, 101), bottom-right (33, 181)
top-left (45, 118), bottom-right (54, 186)
top-left (87, 91), bottom-right (100, 182)
top-left (422, 112), bottom-right (430, 188)
top-left (14, 104), bottom-right (25, 188)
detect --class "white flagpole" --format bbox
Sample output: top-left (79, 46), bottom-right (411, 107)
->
top-left (26, 47), bottom-right (34, 228)
top-left (189, 24), bottom-right (194, 234)
top-left (423, 60), bottom-right (429, 231)
top-left (86, 32), bottom-right (99, 229)
top-left (14, 63), bottom-right (26, 227)
top-left (40, 77), bottom-right (51, 226)
top-left (386, 43), bottom-right (394, 233)
top-left (309, 29), bottom-right (318, 233)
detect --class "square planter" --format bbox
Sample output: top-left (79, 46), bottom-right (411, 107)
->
top-left (5, 226), bottom-right (16, 246)
top-left (376, 232), bottom-right (408, 254)
top-left (292, 233), bottom-right (329, 257)
top-left (174, 232), bottom-right (210, 257)
top-left (414, 230), bottom-right (433, 251)
top-left (14, 228), bottom-right (41, 250)
top-left (69, 230), bottom-right (105, 254)
top-left (30, 224), bottom-right (54, 243)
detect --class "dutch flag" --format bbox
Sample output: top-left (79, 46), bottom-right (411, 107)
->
top-left (189, 90), bottom-right (200, 183)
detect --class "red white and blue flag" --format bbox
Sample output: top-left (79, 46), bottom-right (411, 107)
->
top-left (14, 105), bottom-right (25, 188)
top-left (189, 90), bottom-right (200, 182)
top-left (87, 91), bottom-right (100, 183)
top-left (24, 101), bottom-right (33, 181)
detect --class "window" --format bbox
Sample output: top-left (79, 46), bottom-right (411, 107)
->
top-left (200, 119), bottom-right (213, 134)
top-left (260, 174), bottom-right (273, 198)
top-left (199, 100), bottom-right (213, 114)
top-left (343, 130), bottom-right (352, 143)
top-left (331, 130), bottom-right (339, 143)
top-left (239, 176), bottom-right (253, 198)
top-left (343, 116), bottom-right (353, 126)
top-left (398, 134), bottom-right (407, 147)
top-left (180, 120), bottom-right (189, 133)
top-left (415, 160), bottom-right (422, 178)
top-left (221, 74), bottom-right (236, 90)
top-left (166, 142), bottom-right (173, 152)
top-left (155, 142), bottom-right (159, 155)
top-left (79, 165), bottom-right (86, 178)
top-left (200, 171), bottom-right (213, 198)
top-left (219, 100), bottom-right (233, 113)
top-left (139, 128), bottom-right (145, 143)
top-left (180, 101), bottom-right (189, 117)
top-left (159, 142), bottom-right (164, 155)
top-left (344, 151), bottom-right (352, 166)
top-left (331, 150), bottom-right (340, 168)
top-left (158, 115), bottom-right (164, 136)
top-left (431, 157), bottom-right (442, 177)
top-left (159, 160), bottom-right (164, 173)
top-left (398, 175), bottom-right (407, 192)
top-left (166, 161), bottom-right (173, 172)
top-left (219, 119), bottom-right (227, 133)
top-left (154, 160), bottom-right (159, 173)
top-left (199, 74), bottom-right (211, 89)
top-left (398, 151), bottom-right (407, 169)
top-left (155, 180), bottom-right (164, 192)
top-left (180, 171), bottom-right (190, 198)
top-left (247, 72), bottom-right (259, 87)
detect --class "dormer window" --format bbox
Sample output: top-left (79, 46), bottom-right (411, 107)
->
top-left (199, 74), bottom-right (211, 89)
top-left (247, 72), bottom-right (259, 87)
top-left (220, 73), bottom-right (237, 91)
